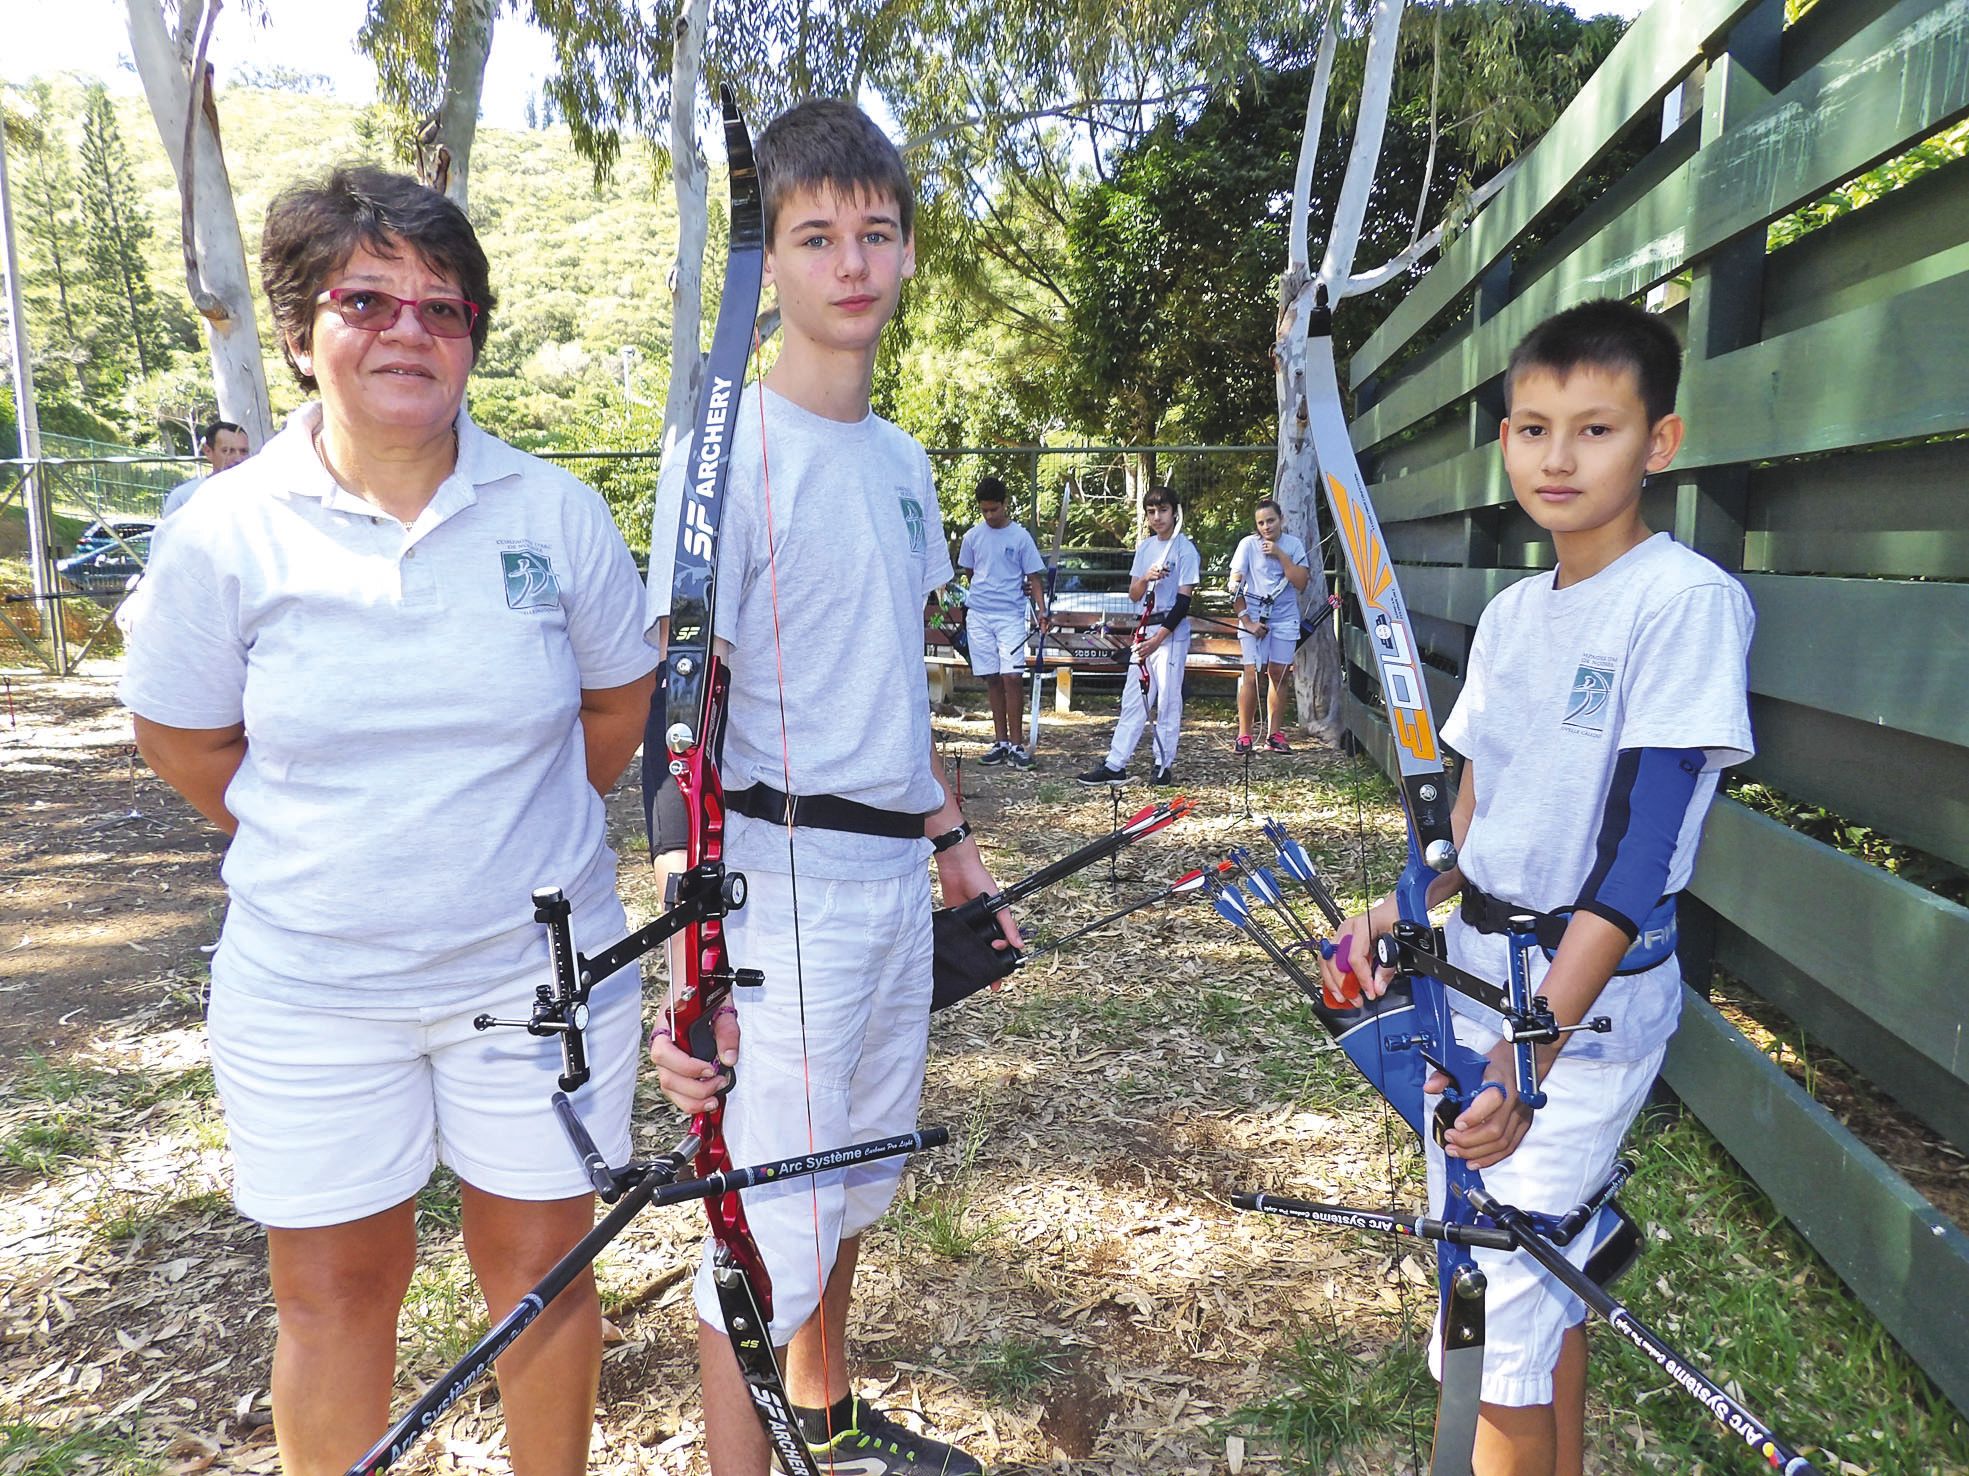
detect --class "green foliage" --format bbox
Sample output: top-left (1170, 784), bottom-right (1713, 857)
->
top-left (6, 78), bottom-right (681, 450)
top-left (0, 1421), bottom-right (156, 1476)
top-left (1768, 119), bottom-right (1969, 252)
top-left (76, 85), bottom-right (164, 388)
top-left (1233, 1331), bottom-right (1434, 1473)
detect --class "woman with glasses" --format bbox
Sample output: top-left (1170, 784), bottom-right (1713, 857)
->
top-left (118, 167), bottom-right (657, 1476)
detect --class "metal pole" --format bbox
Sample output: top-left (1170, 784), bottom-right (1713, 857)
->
top-left (0, 112), bottom-right (64, 674)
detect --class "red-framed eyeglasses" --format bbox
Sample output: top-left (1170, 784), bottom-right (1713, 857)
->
top-left (315, 288), bottom-right (481, 339)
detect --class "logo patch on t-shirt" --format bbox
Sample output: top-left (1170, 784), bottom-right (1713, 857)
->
top-left (501, 549), bottom-right (560, 609)
top-left (899, 493), bottom-right (927, 554)
top-left (1564, 656), bottom-right (1617, 733)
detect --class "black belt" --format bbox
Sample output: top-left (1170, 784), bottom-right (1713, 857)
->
top-left (725, 781), bottom-right (928, 840)
top-left (1460, 883), bottom-right (1570, 951)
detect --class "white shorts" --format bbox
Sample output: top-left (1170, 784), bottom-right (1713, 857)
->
top-left (965, 607), bottom-right (1030, 677)
top-left (207, 965), bottom-right (642, 1228)
top-left (692, 867), bottom-right (933, 1344)
top-left (1237, 620), bottom-right (1299, 668)
top-left (1425, 1015), bottom-right (1664, 1406)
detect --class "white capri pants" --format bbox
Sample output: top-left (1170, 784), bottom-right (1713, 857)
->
top-left (1425, 1013), bottom-right (1664, 1406)
top-left (692, 866), bottom-right (935, 1345)
top-left (1106, 625), bottom-right (1190, 770)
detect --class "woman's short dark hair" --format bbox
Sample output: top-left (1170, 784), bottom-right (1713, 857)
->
top-left (757, 99), bottom-right (915, 243)
top-left (1254, 496), bottom-right (1282, 517)
top-left (261, 166), bottom-right (495, 391)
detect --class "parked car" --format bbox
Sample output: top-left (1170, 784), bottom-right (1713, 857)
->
top-left (57, 517), bottom-right (156, 596)
top-left (1049, 548), bottom-right (1137, 618)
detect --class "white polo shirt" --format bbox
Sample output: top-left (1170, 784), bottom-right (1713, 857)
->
top-left (119, 402), bottom-right (660, 1010)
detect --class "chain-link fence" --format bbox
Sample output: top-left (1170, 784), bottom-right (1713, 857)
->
top-left (3, 438), bottom-right (1275, 674)
top-left (2, 443), bottom-right (197, 672)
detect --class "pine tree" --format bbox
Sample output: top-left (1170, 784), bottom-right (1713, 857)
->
top-left (75, 84), bottom-right (159, 387)
top-left (14, 83), bottom-right (86, 397)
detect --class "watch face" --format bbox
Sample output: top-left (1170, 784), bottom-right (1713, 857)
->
top-left (571, 1002), bottom-right (590, 1030)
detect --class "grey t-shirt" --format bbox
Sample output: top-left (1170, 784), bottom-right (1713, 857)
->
top-left (958, 520), bottom-right (1044, 616)
top-left (1439, 533), bottom-right (1755, 1060)
top-left (645, 385), bottom-right (953, 879)
top-left (1229, 531), bottom-right (1309, 631)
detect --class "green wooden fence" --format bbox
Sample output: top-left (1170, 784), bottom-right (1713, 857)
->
top-left (1331, 0), bottom-right (1969, 1416)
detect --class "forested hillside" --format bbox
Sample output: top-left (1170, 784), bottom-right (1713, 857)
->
top-left (5, 78), bottom-right (688, 455)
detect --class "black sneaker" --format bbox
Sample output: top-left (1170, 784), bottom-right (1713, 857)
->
top-left (978, 742), bottom-right (1010, 766)
top-left (803, 1398), bottom-right (984, 1475)
top-left (1008, 745), bottom-right (1034, 770)
top-left (1152, 765), bottom-right (1176, 786)
top-left (1076, 762), bottom-right (1127, 786)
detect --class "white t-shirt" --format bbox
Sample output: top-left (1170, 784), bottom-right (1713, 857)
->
top-left (958, 520), bottom-right (1044, 617)
top-left (1438, 533), bottom-right (1755, 1060)
top-left (118, 402), bottom-right (659, 1009)
top-left (645, 384), bottom-right (953, 880)
top-left (1229, 530), bottom-right (1309, 632)
top-left (1132, 531), bottom-right (1202, 629)
top-left (161, 475), bottom-right (204, 518)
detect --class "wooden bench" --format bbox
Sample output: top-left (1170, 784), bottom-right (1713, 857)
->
top-left (923, 610), bottom-right (1246, 707)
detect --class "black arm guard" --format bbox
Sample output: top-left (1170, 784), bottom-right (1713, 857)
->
top-left (1157, 591), bottom-right (1193, 631)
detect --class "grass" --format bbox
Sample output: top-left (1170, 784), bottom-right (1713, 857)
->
top-left (0, 1121), bottom-right (95, 1177)
top-left (0, 1420), bottom-right (156, 1476)
top-left (890, 1185), bottom-right (1002, 1260)
top-left (970, 1336), bottom-right (1073, 1401)
top-left (400, 1254), bottom-right (490, 1369)
top-left (1229, 1108), bottom-right (1969, 1474)
top-left (416, 1166), bottom-right (465, 1232)
top-left (1231, 1329), bottom-right (1434, 1474)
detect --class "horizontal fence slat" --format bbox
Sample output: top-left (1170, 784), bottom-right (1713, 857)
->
top-left (1662, 989), bottom-right (1969, 1422)
top-left (1680, 267), bottom-right (1969, 464)
top-left (1745, 441), bottom-right (1969, 579)
top-left (1745, 693), bottom-right (1969, 872)
top-left (1741, 573), bottom-right (1969, 747)
top-left (1762, 158), bottom-right (1969, 339)
top-left (1714, 922), bottom-right (1969, 1152)
top-left (1352, 0), bottom-right (1764, 382)
top-left (1687, 0), bottom-right (1969, 264)
top-left (1689, 799), bottom-right (1969, 1091)
top-left (1357, 0), bottom-right (1969, 449)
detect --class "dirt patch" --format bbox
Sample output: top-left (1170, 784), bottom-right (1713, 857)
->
top-left (3, 672), bottom-right (1964, 1476)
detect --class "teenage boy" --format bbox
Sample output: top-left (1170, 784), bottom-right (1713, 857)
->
top-left (1228, 496), bottom-right (1311, 753)
top-left (957, 475), bottom-right (1049, 768)
top-left (1077, 487), bottom-right (1200, 787)
top-left (1319, 298), bottom-right (1753, 1476)
top-left (643, 100), bottom-right (1013, 1476)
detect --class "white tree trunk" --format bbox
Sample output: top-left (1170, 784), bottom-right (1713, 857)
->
top-left (1275, 269), bottom-right (1344, 744)
top-left (124, 0), bottom-right (273, 444)
top-left (1277, 0), bottom-right (1348, 743)
top-left (1316, 0), bottom-right (1406, 300)
top-left (436, 0), bottom-right (495, 208)
top-left (660, 0), bottom-right (710, 468)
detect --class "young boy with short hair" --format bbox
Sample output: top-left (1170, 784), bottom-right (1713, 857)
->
top-left (1320, 297), bottom-right (1754, 1476)
top-left (1228, 496), bottom-right (1311, 753)
top-left (1077, 486), bottom-right (1201, 788)
top-left (958, 475), bottom-right (1049, 768)
top-left (643, 99), bottom-right (1012, 1476)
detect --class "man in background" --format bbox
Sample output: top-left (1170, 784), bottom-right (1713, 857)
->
top-left (161, 420), bottom-right (251, 519)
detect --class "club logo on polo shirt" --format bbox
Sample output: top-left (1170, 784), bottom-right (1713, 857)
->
top-left (899, 492), bottom-right (927, 554)
top-left (500, 548), bottom-right (561, 610)
top-left (1564, 655), bottom-right (1617, 734)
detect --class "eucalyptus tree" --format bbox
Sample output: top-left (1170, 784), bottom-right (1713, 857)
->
top-left (1276, 0), bottom-right (1621, 738)
top-left (123, 0), bottom-right (275, 443)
